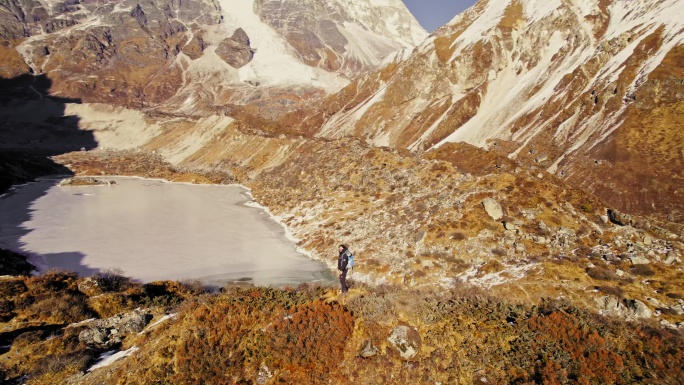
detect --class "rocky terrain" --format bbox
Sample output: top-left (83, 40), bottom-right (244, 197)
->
top-left (0, 0), bottom-right (425, 115)
top-left (285, 0), bottom-right (684, 223)
top-left (1, 269), bottom-right (683, 384)
top-left (0, 0), bottom-right (683, 383)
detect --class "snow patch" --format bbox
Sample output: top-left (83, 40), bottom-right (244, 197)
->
top-left (88, 346), bottom-right (139, 372)
top-left (448, 0), bottom-right (512, 60)
top-left (141, 313), bottom-right (178, 333)
top-left (339, 22), bottom-right (398, 66)
top-left (215, 0), bottom-right (347, 91)
top-left (524, 0), bottom-right (562, 24)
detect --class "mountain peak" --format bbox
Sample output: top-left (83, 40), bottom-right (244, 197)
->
top-left (287, 0), bottom-right (684, 222)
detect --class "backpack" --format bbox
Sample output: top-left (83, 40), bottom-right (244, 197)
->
top-left (346, 250), bottom-right (355, 269)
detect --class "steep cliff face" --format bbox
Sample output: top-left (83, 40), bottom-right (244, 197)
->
top-left (296, 0), bottom-right (683, 222)
top-left (0, 0), bottom-right (426, 114)
top-left (254, 0), bottom-right (425, 77)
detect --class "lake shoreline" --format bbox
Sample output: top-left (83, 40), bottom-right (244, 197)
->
top-left (0, 175), bottom-right (335, 288)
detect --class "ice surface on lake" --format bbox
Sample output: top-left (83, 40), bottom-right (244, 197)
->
top-left (0, 177), bottom-right (333, 287)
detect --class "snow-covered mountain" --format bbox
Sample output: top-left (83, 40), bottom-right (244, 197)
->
top-left (291, 0), bottom-right (684, 222)
top-left (0, 0), bottom-right (426, 115)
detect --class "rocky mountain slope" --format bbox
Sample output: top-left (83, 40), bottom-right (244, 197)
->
top-left (1, 0), bottom-right (682, 328)
top-left (0, 0), bottom-right (425, 115)
top-left (1, 1), bottom-right (684, 382)
top-left (288, 0), bottom-right (684, 223)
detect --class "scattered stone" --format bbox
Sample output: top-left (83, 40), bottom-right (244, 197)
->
top-left (646, 297), bottom-right (661, 307)
top-left (515, 242), bottom-right (525, 254)
top-left (629, 255), bottom-right (651, 265)
top-left (670, 305), bottom-right (684, 315)
top-left (482, 198), bottom-right (503, 221)
top-left (387, 325), bottom-right (421, 360)
top-left (256, 364), bottom-right (272, 385)
top-left (538, 221), bottom-right (549, 232)
top-left (359, 340), bottom-right (378, 358)
top-left (664, 252), bottom-right (681, 265)
top-left (503, 222), bottom-right (518, 231)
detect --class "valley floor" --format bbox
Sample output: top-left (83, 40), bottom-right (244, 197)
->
top-left (1, 148), bottom-right (683, 384)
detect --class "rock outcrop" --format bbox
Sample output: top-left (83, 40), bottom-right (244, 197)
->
top-left (216, 28), bottom-right (254, 69)
top-left (596, 296), bottom-right (653, 320)
top-left (78, 310), bottom-right (152, 348)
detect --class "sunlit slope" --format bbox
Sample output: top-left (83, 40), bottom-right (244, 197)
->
top-left (289, 0), bottom-right (684, 222)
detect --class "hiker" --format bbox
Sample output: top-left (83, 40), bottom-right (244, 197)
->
top-left (337, 244), bottom-right (351, 294)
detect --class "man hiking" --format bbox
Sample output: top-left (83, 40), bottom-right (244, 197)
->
top-left (337, 244), bottom-right (352, 294)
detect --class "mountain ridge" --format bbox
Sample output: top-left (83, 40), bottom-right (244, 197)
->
top-left (285, 0), bottom-right (684, 222)
top-left (0, 0), bottom-right (426, 115)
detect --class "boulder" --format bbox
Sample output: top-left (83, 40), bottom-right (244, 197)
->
top-left (596, 296), bottom-right (652, 319)
top-left (625, 299), bottom-right (653, 319)
top-left (629, 255), bottom-right (651, 265)
top-left (216, 28), bottom-right (255, 69)
top-left (482, 198), bottom-right (503, 221)
top-left (78, 310), bottom-right (151, 348)
top-left (387, 325), bottom-right (421, 360)
top-left (607, 209), bottom-right (633, 226)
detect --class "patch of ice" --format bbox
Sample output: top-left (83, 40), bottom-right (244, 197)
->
top-left (69, 318), bottom-right (96, 327)
top-left (88, 346), bottom-right (139, 372)
top-left (140, 313), bottom-right (178, 333)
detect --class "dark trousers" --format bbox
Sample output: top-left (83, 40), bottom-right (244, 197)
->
top-left (339, 269), bottom-right (348, 293)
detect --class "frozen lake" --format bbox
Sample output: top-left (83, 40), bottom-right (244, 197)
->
top-left (0, 177), bottom-right (334, 288)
